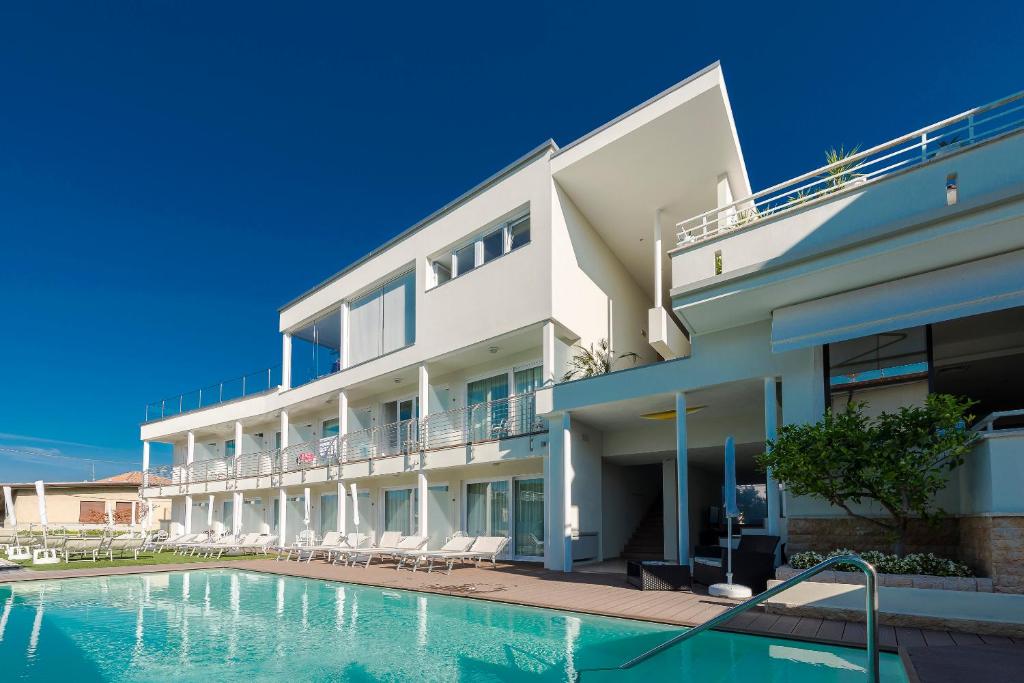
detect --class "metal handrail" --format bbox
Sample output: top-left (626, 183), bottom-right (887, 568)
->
top-left (676, 89), bottom-right (1024, 246)
top-left (144, 364), bottom-right (282, 423)
top-left (575, 555), bottom-right (879, 682)
top-left (972, 409), bottom-right (1024, 432)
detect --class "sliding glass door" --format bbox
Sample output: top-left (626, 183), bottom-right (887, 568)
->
top-left (383, 487), bottom-right (418, 536)
top-left (465, 476), bottom-right (542, 560)
top-left (467, 374), bottom-right (509, 441)
top-left (426, 484), bottom-right (453, 550)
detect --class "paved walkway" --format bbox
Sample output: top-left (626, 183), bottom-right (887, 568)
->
top-left (3, 557), bottom-right (1020, 679)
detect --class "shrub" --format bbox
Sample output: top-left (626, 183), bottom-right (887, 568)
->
top-left (788, 549), bottom-right (972, 577)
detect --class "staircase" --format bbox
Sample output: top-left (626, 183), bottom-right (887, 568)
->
top-left (620, 496), bottom-right (664, 560)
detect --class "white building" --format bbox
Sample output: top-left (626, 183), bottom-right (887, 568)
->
top-left (140, 64), bottom-right (1024, 590)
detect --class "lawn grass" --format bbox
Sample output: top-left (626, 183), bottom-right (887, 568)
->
top-left (12, 550), bottom-right (260, 572)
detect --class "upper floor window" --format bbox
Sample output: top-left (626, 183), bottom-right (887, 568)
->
top-left (348, 270), bottom-right (416, 366)
top-left (291, 308), bottom-right (342, 388)
top-left (429, 212), bottom-right (530, 288)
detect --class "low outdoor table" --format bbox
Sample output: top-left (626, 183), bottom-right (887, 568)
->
top-left (626, 560), bottom-right (691, 591)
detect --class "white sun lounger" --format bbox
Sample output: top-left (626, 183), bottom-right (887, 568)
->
top-left (351, 535), bottom-right (429, 569)
top-left (396, 535), bottom-right (476, 571)
top-left (331, 531), bottom-right (401, 566)
top-left (277, 531), bottom-right (346, 562)
top-left (422, 536), bottom-right (510, 574)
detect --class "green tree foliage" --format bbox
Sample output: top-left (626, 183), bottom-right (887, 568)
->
top-left (758, 394), bottom-right (978, 555)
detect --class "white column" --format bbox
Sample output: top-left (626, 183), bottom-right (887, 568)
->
top-left (233, 491), bottom-right (243, 536)
top-left (280, 410), bottom-right (290, 448)
top-left (336, 481), bottom-right (346, 534)
top-left (340, 302), bottom-right (350, 369)
top-left (278, 488), bottom-right (288, 543)
top-left (281, 333), bottom-right (292, 390)
top-left (142, 441), bottom-right (151, 488)
top-left (131, 501), bottom-right (138, 531)
top-left (542, 321), bottom-right (556, 387)
top-left (184, 494), bottom-right (193, 533)
top-left (675, 392), bottom-right (689, 566)
top-left (653, 209), bottom-right (663, 309)
top-left (561, 412), bottom-right (573, 572)
top-left (186, 431), bottom-right (195, 466)
top-left (207, 494), bottom-right (215, 530)
top-left (338, 391), bottom-right (348, 463)
top-left (349, 482), bottom-right (360, 530)
top-left (234, 421), bottom-right (244, 455)
top-left (763, 377), bottom-right (782, 537)
top-left (417, 364), bottom-right (429, 538)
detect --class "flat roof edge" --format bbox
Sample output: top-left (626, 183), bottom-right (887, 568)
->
top-left (279, 139), bottom-right (558, 313)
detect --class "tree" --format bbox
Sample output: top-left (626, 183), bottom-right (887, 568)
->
top-left (562, 338), bottom-right (640, 381)
top-left (758, 394), bottom-right (978, 555)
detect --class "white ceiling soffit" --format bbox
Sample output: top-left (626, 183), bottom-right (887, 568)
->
top-left (771, 250), bottom-right (1024, 353)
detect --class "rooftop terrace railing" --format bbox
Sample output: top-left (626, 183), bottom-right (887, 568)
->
top-left (677, 90), bottom-right (1024, 247)
top-left (144, 393), bottom-right (545, 488)
top-left (144, 365), bottom-right (282, 423)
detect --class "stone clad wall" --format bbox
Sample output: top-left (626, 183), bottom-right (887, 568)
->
top-left (960, 516), bottom-right (1024, 594)
top-left (786, 517), bottom-right (960, 558)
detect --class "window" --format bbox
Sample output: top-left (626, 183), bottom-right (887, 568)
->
top-left (114, 502), bottom-right (134, 525)
top-left (384, 487), bottom-right (418, 536)
top-left (454, 243), bottom-right (476, 277)
top-left (348, 271), bottom-right (416, 366)
top-left (482, 228), bottom-right (504, 264)
top-left (827, 327), bottom-right (928, 389)
top-left (291, 308), bottom-right (342, 387)
top-left (79, 500), bottom-right (106, 524)
top-left (320, 494), bottom-right (338, 535)
top-left (221, 499), bottom-right (234, 528)
top-left (468, 373), bottom-right (509, 441)
top-left (225, 439), bottom-right (236, 457)
top-left (322, 418), bottom-right (339, 437)
top-left (508, 215), bottom-right (530, 250)
top-left (431, 211), bottom-right (530, 287)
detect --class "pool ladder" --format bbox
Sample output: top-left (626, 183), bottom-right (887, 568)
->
top-left (574, 555), bottom-right (879, 682)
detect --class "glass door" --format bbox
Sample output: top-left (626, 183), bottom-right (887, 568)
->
top-left (383, 397), bottom-right (418, 455)
top-left (466, 374), bottom-right (509, 441)
top-left (320, 494), bottom-right (338, 535)
top-left (514, 478), bottom-right (544, 558)
top-left (513, 366), bottom-right (542, 435)
top-left (426, 484), bottom-right (452, 550)
top-left (465, 480), bottom-right (510, 539)
top-left (383, 487), bottom-right (417, 536)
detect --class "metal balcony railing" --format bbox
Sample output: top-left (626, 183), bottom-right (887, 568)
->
top-left (677, 90), bottom-right (1024, 247)
top-left (144, 365), bottom-right (282, 423)
top-left (143, 392), bottom-right (545, 487)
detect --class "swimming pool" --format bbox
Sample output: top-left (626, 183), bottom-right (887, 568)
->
top-left (0, 570), bottom-right (906, 681)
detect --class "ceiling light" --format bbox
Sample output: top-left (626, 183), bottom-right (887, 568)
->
top-left (394, 378), bottom-right (401, 384)
top-left (640, 406), bottom-right (706, 420)
top-left (489, 346), bottom-right (499, 354)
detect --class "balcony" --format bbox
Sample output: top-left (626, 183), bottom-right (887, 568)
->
top-left (144, 365), bottom-right (282, 423)
top-left (145, 392), bottom-right (546, 489)
top-left (670, 90), bottom-right (1024, 337)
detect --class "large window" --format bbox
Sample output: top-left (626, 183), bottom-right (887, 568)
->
top-left (348, 271), bottom-right (416, 366)
top-left (291, 308), bottom-right (342, 387)
top-left (383, 487), bottom-right (417, 536)
top-left (465, 477), bottom-right (543, 560)
top-left (429, 212), bottom-right (530, 287)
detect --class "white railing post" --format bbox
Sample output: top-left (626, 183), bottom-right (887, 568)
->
top-left (921, 132), bottom-right (928, 162)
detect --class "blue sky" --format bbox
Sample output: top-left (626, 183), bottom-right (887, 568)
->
top-left (1, 1), bottom-right (1021, 481)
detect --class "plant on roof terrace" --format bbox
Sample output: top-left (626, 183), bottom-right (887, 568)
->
top-left (823, 144), bottom-right (862, 189)
top-left (562, 338), bottom-right (640, 381)
top-left (758, 393), bottom-right (978, 556)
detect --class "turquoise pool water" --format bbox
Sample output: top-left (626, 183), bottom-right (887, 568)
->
top-left (0, 570), bottom-right (906, 681)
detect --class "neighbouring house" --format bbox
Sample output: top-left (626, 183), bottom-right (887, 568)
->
top-left (138, 62), bottom-right (1024, 592)
top-left (1, 473), bottom-right (172, 531)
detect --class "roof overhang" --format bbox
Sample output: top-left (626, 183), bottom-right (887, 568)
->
top-left (550, 62), bottom-right (750, 301)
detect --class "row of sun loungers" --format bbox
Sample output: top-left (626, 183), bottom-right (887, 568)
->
top-left (272, 530), bottom-right (509, 574)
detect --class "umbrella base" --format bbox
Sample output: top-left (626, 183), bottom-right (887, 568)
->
top-left (709, 582), bottom-right (752, 599)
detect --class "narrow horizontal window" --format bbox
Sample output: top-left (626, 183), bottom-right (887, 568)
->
top-left (509, 215), bottom-right (530, 250)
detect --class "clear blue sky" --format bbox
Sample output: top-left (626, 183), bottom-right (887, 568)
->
top-left (1, 1), bottom-right (1021, 481)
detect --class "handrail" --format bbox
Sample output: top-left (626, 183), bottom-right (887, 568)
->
top-left (574, 555), bottom-right (879, 681)
top-left (144, 364), bottom-right (282, 423)
top-left (677, 89), bottom-right (1024, 246)
top-left (972, 409), bottom-right (1024, 433)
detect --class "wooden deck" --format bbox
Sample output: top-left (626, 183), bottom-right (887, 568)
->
top-left (3, 557), bottom-right (1020, 678)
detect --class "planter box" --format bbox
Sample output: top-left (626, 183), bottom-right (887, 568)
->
top-left (775, 564), bottom-right (993, 592)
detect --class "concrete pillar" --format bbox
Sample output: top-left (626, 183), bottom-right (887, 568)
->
top-left (544, 412), bottom-right (573, 572)
top-left (186, 431), bottom-right (195, 465)
top-left (234, 421), bottom-right (244, 454)
top-left (278, 488), bottom-right (288, 544)
top-left (281, 333), bottom-right (292, 390)
top-left (184, 494), bottom-right (193, 533)
top-left (142, 441), bottom-right (151, 488)
top-left (339, 390), bottom-right (349, 463)
top-left (662, 459), bottom-right (678, 561)
top-left (207, 494), bottom-right (215, 529)
top-left (542, 321), bottom-right (556, 387)
top-left (337, 481), bottom-right (346, 534)
top-left (763, 377), bottom-right (782, 537)
top-left (340, 302), bottom-right (350, 369)
top-left (280, 411), bottom-right (290, 449)
top-left (653, 209), bottom-right (663, 309)
top-left (675, 391), bottom-right (689, 566)
top-left (233, 491), bottom-right (243, 536)
top-left (417, 364), bottom-right (429, 538)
